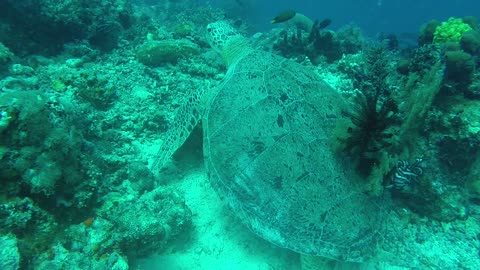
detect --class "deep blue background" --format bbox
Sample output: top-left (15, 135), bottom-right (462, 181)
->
top-left (204, 0), bottom-right (480, 36)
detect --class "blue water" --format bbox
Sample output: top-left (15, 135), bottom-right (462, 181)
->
top-left (206, 0), bottom-right (480, 35)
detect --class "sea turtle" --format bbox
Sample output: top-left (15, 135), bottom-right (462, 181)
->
top-left (152, 21), bottom-right (386, 263)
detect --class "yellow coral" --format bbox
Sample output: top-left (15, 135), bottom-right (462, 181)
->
top-left (433, 17), bottom-right (473, 44)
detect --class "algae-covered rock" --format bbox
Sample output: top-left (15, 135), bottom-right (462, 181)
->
top-left (99, 186), bottom-right (192, 256)
top-left (0, 43), bottom-right (13, 66)
top-left (136, 39), bottom-right (201, 66)
top-left (1, 0), bottom-right (132, 54)
top-left (0, 235), bottom-right (20, 270)
top-left (34, 242), bottom-right (128, 270)
top-left (468, 155), bottom-right (480, 198)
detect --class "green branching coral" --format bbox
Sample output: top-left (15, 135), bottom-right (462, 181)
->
top-left (433, 17), bottom-right (472, 44)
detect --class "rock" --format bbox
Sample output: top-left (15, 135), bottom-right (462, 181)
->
top-left (136, 39), bottom-right (201, 66)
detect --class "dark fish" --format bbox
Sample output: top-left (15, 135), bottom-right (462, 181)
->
top-left (271, 10), bottom-right (296, 24)
top-left (235, 0), bottom-right (245, 8)
top-left (317, 18), bottom-right (332, 29)
top-left (233, 19), bottom-right (244, 28)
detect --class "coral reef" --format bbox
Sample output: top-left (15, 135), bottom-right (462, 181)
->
top-left (34, 243), bottom-right (129, 270)
top-left (0, 1), bottom-right (478, 269)
top-left (415, 16), bottom-right (480, 100)
top-left (0, 2), bottom-right (225, 268)
top-left (50, 186), bottom-right (191, 267)
top-left (332, 29), bottom-right (478, 224)
top-left (0, 0), bottom-right (133, 54)
top-left (98, 187), bottom-right (192, 257)
top-left (0, 90), bottom-right (91, 199)
top-left (0, 235), bottom-right (20, 270)
top-left (0, 42), bottom-right (13, 67)
top-left (418, 20), bottom-right (440, 45)
top-left (272, 21), bottom-right (362, 64)
top-left (461, 29), bottom-right (480, 54)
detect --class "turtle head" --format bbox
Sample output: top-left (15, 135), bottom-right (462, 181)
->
top-left (206, 21), bottom-right (252, 67)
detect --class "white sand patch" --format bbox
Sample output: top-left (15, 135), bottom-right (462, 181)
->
top-left (135, 169), bottom-right (298, 270)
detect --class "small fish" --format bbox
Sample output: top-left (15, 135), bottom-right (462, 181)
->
top-left (317, 18), bottom-right (332, 30)
top-left (235, 0), bottom-right (245, 8)
top-left (83, 217), bottom-right (95, 227)
top-left (271, 10), bottom-right (297, 24)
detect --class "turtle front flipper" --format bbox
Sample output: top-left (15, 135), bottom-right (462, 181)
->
top-left (150, 87), bottom-right (207, 172)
